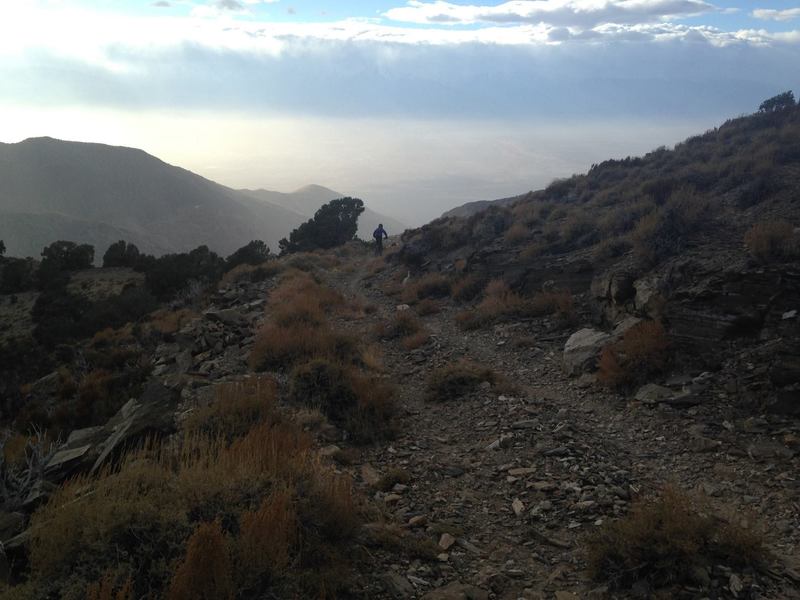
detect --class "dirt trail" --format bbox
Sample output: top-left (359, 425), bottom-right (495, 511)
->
top-left (324, 254), bottom-right (800, 599)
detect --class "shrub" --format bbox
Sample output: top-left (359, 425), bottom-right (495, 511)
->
top-left (455, 281), bottom-right (574, 329)
top-left (401, 273), bottom-right (452, 303)
top-left (145, 246), bottom-right (225, 300)
top-left (25, 413), bottom-right (359, 598)
top-left (86, 572), bottom-right (134, 600)
top-left (504, 223), bottom-right (529, 244)
top-left (630, 189), bottom-right (709, 266)
top-left (289, 360), bottom-right (394, 442)
top-left (219, 261), bottom-right (281, 287)
top-left (374, 468), bottom-right (411, 492)
top-left (167, 521), bottom-right (234, 600)
top-left (374, 311), bottom-right (423, 340)
top-left (184, 377), bottom-right (278, 441)
top-left (236, 489), bottom-right (297, 588)
top-left (148, 308), bottom-right (199, 336)
top-left (248, 323), bottom-right (358, 371)
top-left (744, 220), bottom-right (798, 262)
top-left (224, 240), bottom-right (270, 270)
top-left (289, 360), bottom-right (359, 422)
top-left (425, 360), bottom-right (509, 401)
top-left (38, 240), bottom-right (95, 288)
top-left (598, 320), bottom-right (669, 389)
top-left (451, 274), bottom-right (485, 302)
top-left (400, 330), bottom-right (430, 350)
top-left (279, 198), bottom-right (364, 254)
top-left (415, 298), bottom-right (441, 316)
top-left (102, 240), bottom-right (141, 269)
top-left (586, 486), bottom-right (764, 592)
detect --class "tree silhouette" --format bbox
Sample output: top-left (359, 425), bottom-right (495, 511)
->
top-left (225, 240), bottom-right (270, 270)
top-left (759, 91), bottom-right (796, 113)
top-left (279, 197), bottom-right (365, 254)
top-left (102, 240), bottom-right (142, 268)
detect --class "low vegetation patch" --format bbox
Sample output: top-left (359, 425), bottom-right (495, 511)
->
top-left (401, 272), bottom-right (452, 304)
top-left (414, 298), bottom-right (441, 316)
top-left (455, 280), bottom-right (574, 329)
top-left (249, 322), bottom-right (358, 372)
top-left (451, 274), bottom-right (485, 302)
top-left (630, 189), bottom-right (709, 266)
top-left (289, 359), bottom-right (395, 443)
top-left (586, 486), bottom-right (765, 592)
top-left (20, 384), bottom-right (359, 599)
top-left (597, 320), bottom-right (670, 389)
top-left (744, 220), bottom-right (798, 262)
top-left (425, 360), bottom-right (513, 401)
top-left (184, 377), bottom-right (278, 441)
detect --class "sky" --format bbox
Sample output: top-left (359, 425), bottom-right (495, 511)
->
top-left (1, 1), bottom-right (799, 225)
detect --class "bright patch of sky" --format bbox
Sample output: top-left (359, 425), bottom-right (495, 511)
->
top-left (1, 1), bottom-right (799, 224)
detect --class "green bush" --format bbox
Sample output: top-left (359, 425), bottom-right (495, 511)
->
top-left (279, 198), bottom-right (364, 254)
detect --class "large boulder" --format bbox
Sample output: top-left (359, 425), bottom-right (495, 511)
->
top-left (44, 380), bottom-right (179, 481)
top-left (562, 328), bottom-right (612, 375)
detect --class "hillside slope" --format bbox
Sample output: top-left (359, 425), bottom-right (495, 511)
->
top-left (0, 139), bottom-right (319, 257)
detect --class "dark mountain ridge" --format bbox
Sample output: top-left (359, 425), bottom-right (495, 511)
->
top-left (0, 138), bottom-right (404, 258)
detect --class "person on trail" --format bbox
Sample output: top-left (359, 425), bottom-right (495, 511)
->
top-left (373, 223), bottom-right (388, 255)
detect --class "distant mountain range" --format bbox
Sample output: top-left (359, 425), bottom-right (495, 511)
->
top-left (238, 185), bottom-right (406, 242)
top-left (0, 137), bottom-right (405, 259)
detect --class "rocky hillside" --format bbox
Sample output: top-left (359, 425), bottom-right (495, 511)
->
top-left (399, 102), bottom-right (800, 415)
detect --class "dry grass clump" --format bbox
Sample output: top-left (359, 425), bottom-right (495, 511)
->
top-left (148, 308), bottom-right (199, 335)
top-left (167, 520), bottom-right (234, 600)
top-left (425, 360), bottom-right (512, 401)
top-left (504, 223), bottom-right (529, 244)
top-left (90, 323), bottom-right (136, 349)
top-left (249, 322), bottom-right (358, 371)
top-left (184, 377), bottom-right (277, 441)
top-left (219, 260), bottom-right (282, 287)
top-left (597, 320), bottom-right (669, 389)
top-left (455, 280), bottom-right (574, 329)
top-left (283, 252), bottom-right (340, 272)
top-left (401, 331), bottom-right (431, 351)
top-left (374, 311), bottom-right (431, 351)
top-left (415, 298), bottom-right (441, 316)
top-left (86, 573), bottom-right (134, 600)
top-left (744, 220), bottom-right (798, 262)
top-left (289, 359), bottom-right (395, 443)
top-left (26, 406), bottom-right (359, 599)
top-left (630, 189), bottom-right (709, 266)
top-left (401, 272), bottom-right (452, 303)
top-left (373, 468), bottom-right (411, 492)
top-left (520, 240), bottom-right (549, 260)
top-left (586, 486), bottom-right (765, 592)
top-left (374, 311), bottom-right (423, 340)
top-left (451, 274), bottom-right (485, 302)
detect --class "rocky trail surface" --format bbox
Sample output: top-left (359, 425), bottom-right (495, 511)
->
top-left (321, 253), bottom-right (800, 600)
top-left (11, 250), bottom-right (799, 599)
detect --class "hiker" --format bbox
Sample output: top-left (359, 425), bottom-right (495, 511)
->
top-left (373, 223), bottom-right (388, 255)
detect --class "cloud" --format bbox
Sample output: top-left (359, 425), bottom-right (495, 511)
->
top-left (384, 0), bottom-right (718, 29)
top-left (152, 1), bottom-right (170, 7)
top-left (752, 8), bottom-right (800, 22)
top-left (215, 0), bottom-right (244, 9)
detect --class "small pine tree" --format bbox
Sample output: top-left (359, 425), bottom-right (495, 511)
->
top-left (279, 197), bottom-right (364, 254)
top-left (102, 240), bottom-right (141, 268)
